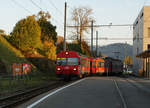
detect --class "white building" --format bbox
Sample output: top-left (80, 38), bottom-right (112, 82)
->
top-left (133, 6), bottom-right (150, 76)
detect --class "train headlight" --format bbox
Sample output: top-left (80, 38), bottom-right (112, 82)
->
top-left (73, 68), bottom-right (77, 70)
top-left (65, 52), bottom-right (69, 55)
top-left (57, 68), bottom-right (61, 70)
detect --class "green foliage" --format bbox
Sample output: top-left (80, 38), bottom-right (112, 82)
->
top-left (11, 16), bottom-right (42, 52)
top-left (57, 42), bottom-right (64, 54)
top-left (0, 36), bottom-right (30, 73)
top-left (123, 56), bottom-right (133, 65)
top-left (67, 42), bottom-right (82, 53)
top-left (37, 11), bottom-right (57, 43)
top-left (67, 40), bottom-right (90, 57)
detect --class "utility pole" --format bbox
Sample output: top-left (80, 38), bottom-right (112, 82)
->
top-left (124, 42), bottom-right (127, 71)
top-left (96, 31), bottom-right (98, 57)
top-left (64, 2), bottom-right (67, 51)
top-left (77, 21), bottom-right (79, 40)
top-left (91, 20), bottom-right (94, 57)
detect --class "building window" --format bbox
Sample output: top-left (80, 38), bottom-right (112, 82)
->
top-left (148, 44), bottom-right (150, 50)
top-left (137, 48), bottom-right (139, 54)
top-left (140, 13), bottom-right (143, 19)
top-left (148, 28), bottom-right (150, 38)
top-left (136, 21), bottom-right (138, 25)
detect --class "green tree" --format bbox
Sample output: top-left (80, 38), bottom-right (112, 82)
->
top-left (37, 11), bottom-right (57, 43)
top-left (57, 41), bottom-right (64, 54)
top-left (11, 16), bottom-right (42, 52)
top-left (67, 40), bottom-right (90, 56)
top-left (67, 42), bottom-right (82, 53)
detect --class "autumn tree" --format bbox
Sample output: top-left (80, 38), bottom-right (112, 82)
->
top-left (93, 50), bottom-right (102, 57)
top-left (11, 16), bottom-right (42, 52)
top-left (81, 40), bottom-right (90, 56)
top-left (37, 11), bottom-right (57, 43)
top-left (67, 43), bottom-right (82, 53)
top-left (43, 40), bottom-right (56, 60)
top-left (123, 56), bottom-right (133, 65)
top-left (56, 36), bottom-right (64, 53)
top-left (71, 6), bottom-right (95, 43)
top-left (0, 29), bottom-right (5, 35)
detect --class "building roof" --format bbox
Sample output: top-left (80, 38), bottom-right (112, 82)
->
top-left (136, 49), bottom-right (150, 58)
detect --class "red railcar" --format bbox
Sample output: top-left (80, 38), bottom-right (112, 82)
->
top-left (56, 51), bottom-right (90, 80)
top-left (94, 57), bottom-right (123, 75)
top-left (56, 51), bottom-right (123, 80)
top-left (90, 58), bottom-right (96, 75)
top-left (104, 57), bottom-right (123, 75)
top-left (95, 58), bottom-right (106, 75)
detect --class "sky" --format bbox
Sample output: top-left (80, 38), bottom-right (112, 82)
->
top-left (0, 0), bottom-right (150, 46)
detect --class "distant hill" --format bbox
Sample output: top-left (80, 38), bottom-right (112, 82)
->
top-left (97, 43), bottom-right (133, 60)
top-left (0, 36), bottom-right (31, 73)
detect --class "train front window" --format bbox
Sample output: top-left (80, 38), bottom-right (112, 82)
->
top-left (98, 62), bottom-right (104, 67)
top-left (68, 58), bottom-right (78, 65)
top-left (57, 58), bottom-right (67, 65)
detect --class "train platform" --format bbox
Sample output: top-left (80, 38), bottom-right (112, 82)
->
top-left (17, 77), bottom-right (150, 108)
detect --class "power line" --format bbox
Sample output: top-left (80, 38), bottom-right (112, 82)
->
top-left (30, 0), bottom-right (42, 10)
top-left (48, 0), bottom-right (63, 15)
top-left (67, 24), bottom-right (133, 28)
top-left (29, 0), bottom-right (63, 27)
top-left (11, 0), bottom-right (32, 14)
top-left (66, 37), bottom-right (145, 40)
top-left (67, 5), bottom-right (74, 11)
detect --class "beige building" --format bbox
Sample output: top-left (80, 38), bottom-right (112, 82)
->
top-left (133, 6), bottom-right (150, 76)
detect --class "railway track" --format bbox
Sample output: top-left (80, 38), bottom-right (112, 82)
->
top-left (0, 80), bottom-right (69, 108)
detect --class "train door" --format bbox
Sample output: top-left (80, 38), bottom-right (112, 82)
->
top-left (90, 59), bottom-right (93, 74)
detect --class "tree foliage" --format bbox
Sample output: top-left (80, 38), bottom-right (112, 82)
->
top-left (71, 6), bottom-right (95, 43)
top-left (67, 40), bottom-right (90, 57)
top-left (11, 16), bottom-right (42, 52)
top-left (37, 11), bottom-right (57, 43)
top-left (0, 29), bottom-right (5, 35)
top-left (43, 41), bottom-right (56, 60)
top-left (67, 43), bottom-right (82, 53)
top-left (81, 40), bottom-right (90, 56)
top-left (123, 56), bottom-right (133, 65)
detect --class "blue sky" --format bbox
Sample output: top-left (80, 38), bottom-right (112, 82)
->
top-left (0, 0), bottom-right (150, 46)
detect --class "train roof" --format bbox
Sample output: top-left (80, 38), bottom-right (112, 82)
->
top-left (57, 51), bottom-right (88, 58)
top-left (104, 57), bottom-right (122, 62)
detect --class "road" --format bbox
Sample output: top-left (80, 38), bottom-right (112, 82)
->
top-left (19, 77), bottom-right (150, 108)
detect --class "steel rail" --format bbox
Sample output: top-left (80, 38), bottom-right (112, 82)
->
top-left (0, 81), bottom-right (68, 108)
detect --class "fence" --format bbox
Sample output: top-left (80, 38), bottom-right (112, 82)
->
top-left (0, 67), bottom-right (57, 98)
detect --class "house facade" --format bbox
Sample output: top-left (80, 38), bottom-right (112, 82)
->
top-left (133, 6), bottom-right (150, 76)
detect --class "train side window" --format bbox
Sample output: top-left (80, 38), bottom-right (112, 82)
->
top-left (98, 62), bottom-right (101, 67)
top-left (79, 57), bottom-right (81, 65)
top-left (101, 62), bottom-right (104, 67)
top-left (81, 58), bottom-right (86, 66)
top-left (90, 61), bottom-right (92, 67)
top-left (98, 62), bottom-right (104, 67)
top-left (93, 61), bottom-right (95, 67)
